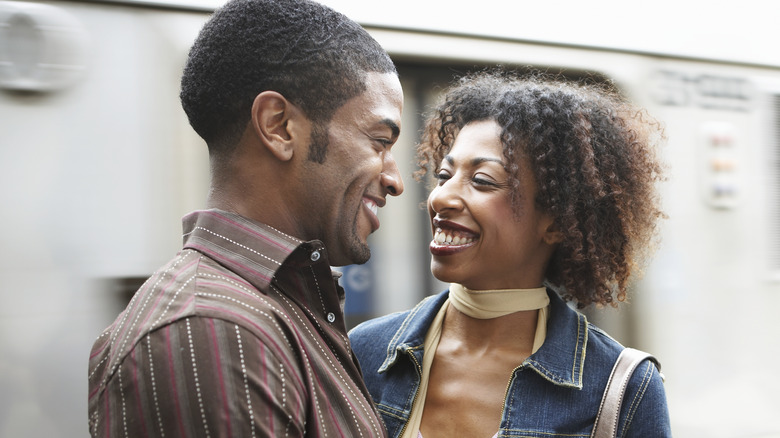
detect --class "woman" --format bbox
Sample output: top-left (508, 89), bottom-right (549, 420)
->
top-left (349, 71), bottom-right (671, 438)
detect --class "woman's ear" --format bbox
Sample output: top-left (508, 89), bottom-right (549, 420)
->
top-left (250, 91), bottom-right (307, 162)
top-left (542, 218), bottom-right (564, 245)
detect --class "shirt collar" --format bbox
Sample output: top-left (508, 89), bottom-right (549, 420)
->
top-left (181, 209), bottom-right (302, 291)
top-left (381, 288), bottom-right (589, 389)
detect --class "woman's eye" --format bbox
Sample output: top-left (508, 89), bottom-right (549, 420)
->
top-left (434, 171), bottom-right (451, 184)
top-left (473, 174), bottom-right (498, 187)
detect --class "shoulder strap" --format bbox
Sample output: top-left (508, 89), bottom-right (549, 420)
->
top-left (590, 348), bottom-right (661, 438)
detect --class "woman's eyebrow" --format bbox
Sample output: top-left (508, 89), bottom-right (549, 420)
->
top-left (442, 155), bottom-right (504, 166)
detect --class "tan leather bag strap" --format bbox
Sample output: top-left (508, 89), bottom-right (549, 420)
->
top-left (590, 348), bottom-right (661, 438)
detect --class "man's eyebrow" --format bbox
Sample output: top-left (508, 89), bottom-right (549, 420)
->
top-left (380, 119), bottom-right (400, 139)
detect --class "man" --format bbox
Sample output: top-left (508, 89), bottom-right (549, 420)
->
top-left (87, 0), bottom-right (404, 436)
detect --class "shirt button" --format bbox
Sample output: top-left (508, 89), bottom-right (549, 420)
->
top-left (310, 250), bottom-right (321, 262)
top-left (327, 312), bottom-right (336, 323)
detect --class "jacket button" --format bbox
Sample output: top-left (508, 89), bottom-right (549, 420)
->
top-left (310, 250), bottom-right (321, 262)
top-left (327, 312), bottom-right (336, 323)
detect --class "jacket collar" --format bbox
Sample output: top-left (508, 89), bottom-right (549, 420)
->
top-left (380, 288), bottom-right (588, 389)
top-left (378, 292), bottom-right (447, 373)
top-left (524, 289), bottom-right (588, 389)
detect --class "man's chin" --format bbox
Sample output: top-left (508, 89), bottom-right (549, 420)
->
top-left (346, 239), bottom-right (371, 266)
top-left (328, 239), bottom-right (371, 267)
top-left (348, 245), bottom-right (371, 266)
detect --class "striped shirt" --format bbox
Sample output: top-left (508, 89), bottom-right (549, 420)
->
top-left (88, 209), bottom-right (387, 437)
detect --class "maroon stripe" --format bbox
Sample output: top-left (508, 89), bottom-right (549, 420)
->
top-left (169, 295), bottom-right (196, 321)
top-left (197, 281), bottom-right (263, 301)
top-left (200, 210), bottom-right (296, 252)
top-left (258, 341), bottom-right (274, 435)
top-left (90, 335), bottom-right (110, 359)
top-left (112, 258), bottom-right (199, 360)
top-left (103, 390), bottom-right (110, 438)
top-left (186, 243), bottom-right (272, 283)
top-left (199, 264), bottom-right (254, 290)
top-left (309, 361), bottom-right (348, 438)
top-left (207, 319), bottom-right (232, 437)
top-left (195, 304), bottom-right (305, 391)
top-left (165, 326), bottom-right (187, 438)
top-left (133, 259), bottom-right (199, 331)
top-left (131, 347), bottom-right (150, 438)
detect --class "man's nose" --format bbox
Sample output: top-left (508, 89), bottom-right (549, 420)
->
top-left (381, 154), bottom-right (404, 196)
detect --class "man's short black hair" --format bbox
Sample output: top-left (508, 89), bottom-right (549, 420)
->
top-left (180, 0), bottom-right (397, 159)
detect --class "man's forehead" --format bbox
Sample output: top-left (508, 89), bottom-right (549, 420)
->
top-left (337, 72), bottom-right (403, 126)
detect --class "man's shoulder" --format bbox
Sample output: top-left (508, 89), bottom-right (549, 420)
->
top-left (89, 249), bottom-right (299, 377)
top-left (185, 252), bottom-right (303, 339)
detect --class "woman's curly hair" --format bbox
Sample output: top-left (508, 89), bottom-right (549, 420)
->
top-left (417, 70), bottom-right (667, 307)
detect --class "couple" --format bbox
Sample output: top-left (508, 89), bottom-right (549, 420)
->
top-left (87, 0), bottom-right (671, 437)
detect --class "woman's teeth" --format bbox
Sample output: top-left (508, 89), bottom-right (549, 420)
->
top-left (433, 229), bottom-right (475, 245)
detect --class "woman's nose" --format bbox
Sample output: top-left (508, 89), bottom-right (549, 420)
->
top-left (428, 178), bottom-right (463, 213)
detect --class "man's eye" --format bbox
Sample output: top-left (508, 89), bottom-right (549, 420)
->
top-left (375, 138), bottom-right (392, 148)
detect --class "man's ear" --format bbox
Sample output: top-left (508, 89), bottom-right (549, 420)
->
top-left (250, 91), bottom-right (306, 162)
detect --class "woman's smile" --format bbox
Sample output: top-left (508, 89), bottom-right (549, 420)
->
top-left (430, 218), bottom-right (479, 255)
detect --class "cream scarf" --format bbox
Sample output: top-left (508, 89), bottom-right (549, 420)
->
top-left (400, 283), bottom-right (550, 438)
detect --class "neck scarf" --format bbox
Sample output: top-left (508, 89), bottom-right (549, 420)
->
top-left (449, 282), bottom-right (549, 318)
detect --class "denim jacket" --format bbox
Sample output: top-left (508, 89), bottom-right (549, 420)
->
top-left (349, 289), bottom-right (671, 438)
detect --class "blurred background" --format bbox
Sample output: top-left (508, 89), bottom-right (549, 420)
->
top-left (1, 0), bottom-right (779, 436)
